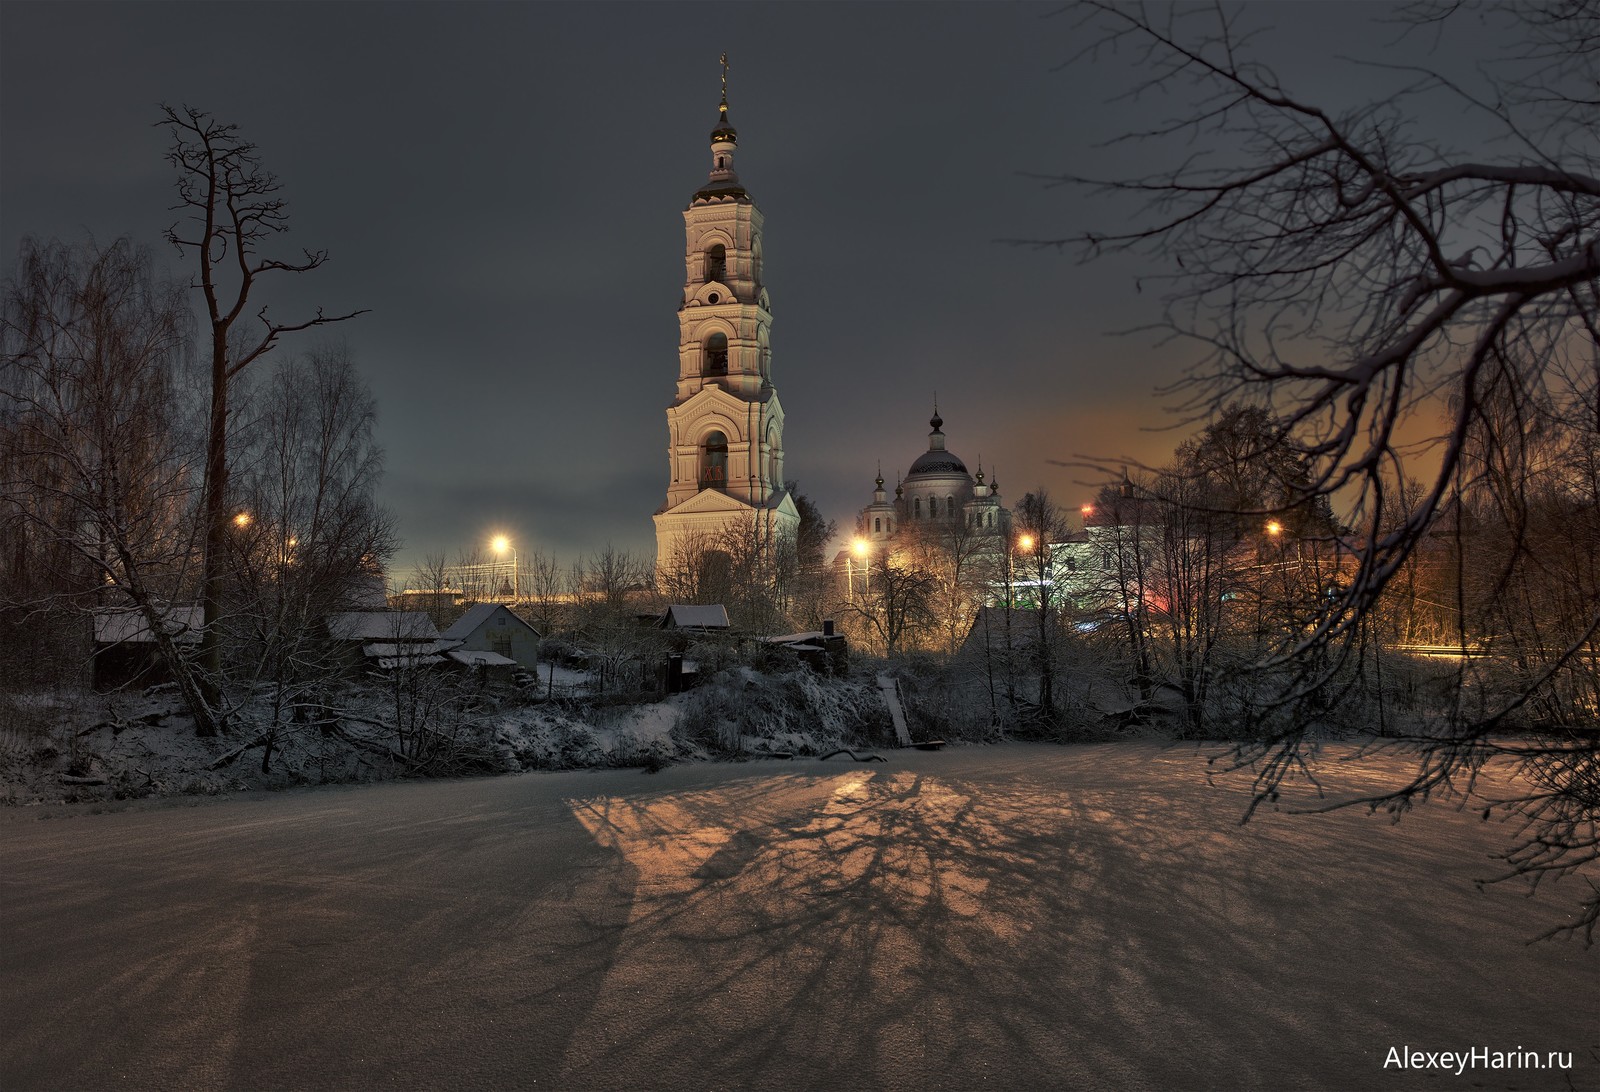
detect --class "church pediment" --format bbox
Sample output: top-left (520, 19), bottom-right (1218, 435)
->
top-left (688, 281), bottom-right (736, 306)
top-left (661, 488), bottom-right (762, 517)
top-left (672, 383), bottom-right (761, 422)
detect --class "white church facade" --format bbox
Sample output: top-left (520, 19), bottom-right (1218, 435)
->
top-left (653, 64), bottom-right (799, 576)
top-left (856, 409), bottom-right (1011, 548)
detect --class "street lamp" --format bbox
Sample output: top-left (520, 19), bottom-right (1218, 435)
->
top-left (233, 511), bottom-right (252, 528)
top-left (492, 534), bottom-right (518, 600)
top-left (849, 537), bottom-right (870, 596)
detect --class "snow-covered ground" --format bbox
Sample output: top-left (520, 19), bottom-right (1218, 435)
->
top-left (0, 668), bottom-right (889, 805)
top-left (1, 743), bottom-right (1592, 1091)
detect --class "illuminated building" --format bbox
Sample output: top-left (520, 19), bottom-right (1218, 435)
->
top-left (653, 57), bottom-right (799, 575)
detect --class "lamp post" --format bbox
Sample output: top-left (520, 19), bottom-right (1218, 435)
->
top-left (492, 535), bottom-right (518, 600)
top-left (850, 537), bottom-right (870, 597)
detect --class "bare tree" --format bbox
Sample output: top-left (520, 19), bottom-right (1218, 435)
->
top-left (843, 547), bottom-right (937, 659)
top-left (227, 342), bottom-right (395, 770)
top-left (571, 545), bottom-right (654, 692)
top-left (524, 549), bottom-right (565, 637)
top-left (408, 552), bottom-right (452, 628)
top-left (1053, 1), bottom-right (1600, 937)
top-left (1, 237), bottom-right (207, 703)
top-left (161, 106), bottom-right (365, 733)
top-left (903, 509), bottom-right (995, 656)
top-left (1009, 491), bottom-right (1080, 723)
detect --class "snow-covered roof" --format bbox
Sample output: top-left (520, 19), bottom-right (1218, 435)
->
top-left (441, 603), bottom-right (539, 641)
top-left (446, 648), bottom-right (518, 668)
top-left (375, 654), bottom-right (446, 670)
top-left (361, 640), bottom-right (458, 659)
top-left (329, 611), bottom-right (439, 642)
top-left (92, 606), bottom-right (204, 646)
top-left (661, 604), bottom-right (731, 630)
top-left (762, 631), bottom-right (825, 645)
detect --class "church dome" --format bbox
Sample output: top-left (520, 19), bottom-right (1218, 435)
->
top-left (906, 449), bottom-right (969, 478)
top-left (903, 409), bottom-right (970, 481)
top-left (693, 85), bottom-right (749, 204)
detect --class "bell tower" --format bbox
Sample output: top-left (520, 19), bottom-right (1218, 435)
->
top-left (654, 55), bottom-right (799, 577)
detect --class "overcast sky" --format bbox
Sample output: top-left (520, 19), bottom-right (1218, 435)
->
top-left (1, 1), bottom-right (1502, 577)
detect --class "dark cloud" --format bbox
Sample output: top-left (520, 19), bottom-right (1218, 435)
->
top-left (1, 1), bottom-right (1499, 574)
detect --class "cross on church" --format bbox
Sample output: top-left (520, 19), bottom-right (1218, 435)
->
top-left (721, 52), bottom-right (729, 99)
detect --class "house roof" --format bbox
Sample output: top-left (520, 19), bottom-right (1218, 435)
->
top-left (447, 648), bottom-right (518, 668)
top-left (763, 631), bottom-right (825, 645)
top-left (329, 611), bottom-right (439, 642)
top-left (661, 604), bottom-right (731, 630)
top-left (361, 640), bottom-right (459, 659)
top-left (92, 606), bottom-right (204, 645)
top-left (441, 603), bottom-right (539, 641)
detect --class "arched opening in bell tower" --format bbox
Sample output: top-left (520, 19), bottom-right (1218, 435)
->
top-left (701, 430), bottom-right (729, 489)
top-left (706, 243), bottom-right (727, 283)
top-left (703, 332), bottom-right (728, 376)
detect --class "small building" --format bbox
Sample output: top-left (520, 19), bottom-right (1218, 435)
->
top-left (90, 605), bottom-right (203, 690)
top-left (659, 604), bottom-right (731, 632)
top-left (326, 611), bottom-right (452, 672)
top-left (441, 604), bottom-right (540, 670)
top-left (445, 647), bottom-right (519, 683)
top-left (760, 620), bottom-right (849, 674)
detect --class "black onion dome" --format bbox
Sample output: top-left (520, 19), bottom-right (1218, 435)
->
top-left (907, 449), bottom-right (969, 477)
top-left (711, 97), bottom-right (738, 144)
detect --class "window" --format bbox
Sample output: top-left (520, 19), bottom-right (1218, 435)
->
top-left (874, 517), bottom-right (881, 533)
top-left (947, 496), bottom-right (956, 518)
top-left (701, 431), bottom-right (728, 489)
top-left (913, 497), bottom-right (922, 518)
top-left (704, 332), bottom-right (728, 376)
top-left (706, 243), bottom-right (727, 283)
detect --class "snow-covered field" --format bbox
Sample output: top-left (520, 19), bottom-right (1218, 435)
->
top-left (0, 742), bottom-right (1592, 1091)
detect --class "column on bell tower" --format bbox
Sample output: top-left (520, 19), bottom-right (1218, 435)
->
top-left (654, 58), bottom-right (799, 579)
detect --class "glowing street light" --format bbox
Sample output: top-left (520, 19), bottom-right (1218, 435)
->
top-left (1018, 533), bottom-right (1035, 552)
top-left (492, 534), bottom-right (518, 600)
top-left (1265, 520), bottom-right (1283, 537)
top-left (233, 511), bottom-right (252, 528)
top-left (848, 537), bottom-right (870, 596)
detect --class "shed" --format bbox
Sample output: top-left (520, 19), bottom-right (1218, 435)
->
top-left (90, 605), bottom-right (203, 690)
top-left (327, 611), bottom-right (445, 673)
top-left (446, 647), bottom-right (519, 683)
top-left (441, 604), bottom-right (540, 670)
top-left (660, 604), bottom-right (731, 632)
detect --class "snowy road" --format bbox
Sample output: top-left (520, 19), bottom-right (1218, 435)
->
top-left (1, 744), bottom-right (1594, 1091)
